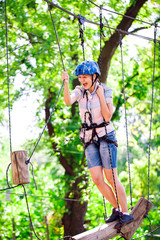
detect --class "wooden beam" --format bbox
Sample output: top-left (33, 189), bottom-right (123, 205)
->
top-left (122, 197), bottom-right (153, 239)
top-left (72, 197), bottom-right (153, 240)
top-left (71, 221), bottom-right (120, 240)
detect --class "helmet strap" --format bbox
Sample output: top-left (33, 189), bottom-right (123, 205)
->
top-left (90, 74), bottom-right (99, 88)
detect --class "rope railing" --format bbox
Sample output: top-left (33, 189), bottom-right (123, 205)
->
top-left (43, 0), bottom-right (160, 44)
top-left (88, 0), bottom-right (160, 28)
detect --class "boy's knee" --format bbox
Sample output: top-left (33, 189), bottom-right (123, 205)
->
top-left (92, 176), bottom-right (104, 186)
top-left (107, 176), bottom-right (119, 187)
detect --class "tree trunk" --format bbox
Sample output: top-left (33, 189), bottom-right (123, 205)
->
top-left (99, 0), bottom-right (148, 83)
top-left (62, 200), bottom-right (88, 237)
top-left (62, 174), bottom-right (88, 237)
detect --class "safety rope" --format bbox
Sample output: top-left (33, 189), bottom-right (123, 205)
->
top-left (82, 92), bottom-right (122, 225)
top-left (88, 0), bottom-right (160, 28)
top-left (1, 168), bottom-right (41, 240)
top-left (48, 4), bottom-right (65, 70)
top-left (5, 0), bottom-right (12, 154)
top-left (99, 5), bottom-right (103, 83)
top-left (0, 184), bottom-right (20, 192)
top-left (99, 6), bottom-right (108, 220)
top-left (22, 185), bottom-right (42, 240)
top-left (1, 177), bottom-right (40, 239)
top-left (6, 163), bottom-right (11, 188)
top-left (119, 33), bottom-right (133, 208)
top-left (131, 225), bottom-right (160, 240)
top-left (43, 0), bottom-right (160, 44)
top-left (26, 82), bottom-right (64, 164)
top-left (2, 189), bottom-right (104, 203)
top-left (78, 15), bottom-right (86, 61)
top-left (145, 23), bottom-right (157, 218)
top-left (106, 137), bottom-right (123, 230)
top-left (26, 3), bottom-right (65, 164)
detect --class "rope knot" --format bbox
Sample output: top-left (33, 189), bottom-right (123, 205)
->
top-left (78, 14), bottom-right (86, 25)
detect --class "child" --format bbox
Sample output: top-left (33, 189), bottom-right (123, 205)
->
top-left (61, 60), bottom-right (133, 228)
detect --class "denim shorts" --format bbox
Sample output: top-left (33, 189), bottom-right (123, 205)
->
top-left (85, 131), bottom-right (117, 169)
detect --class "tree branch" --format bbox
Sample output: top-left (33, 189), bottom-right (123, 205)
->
top-left (7, 24), bottom-right (46, 44)
top-left (99, 0), bottom-right (148, 83)
top-left (129, 26), bottom-right (149, 34)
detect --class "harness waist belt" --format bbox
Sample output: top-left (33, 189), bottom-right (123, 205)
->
top-left (99, 135), bottom-right (118, 147)
top-left (81, 121), bottom-right (110, 130)
top-left (81, 137), bottom-right (118, 148)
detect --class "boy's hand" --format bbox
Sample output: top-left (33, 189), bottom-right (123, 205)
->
top-left (61, 70), bottom-right (69, 84)
top-left (96, 85), bottom-right (104, 98)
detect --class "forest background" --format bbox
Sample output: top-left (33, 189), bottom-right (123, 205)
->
top-left (0, 0), bottom-right (160, 239)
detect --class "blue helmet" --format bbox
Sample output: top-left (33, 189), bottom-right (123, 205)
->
top-left (75, 60), bottom-right (101, 76)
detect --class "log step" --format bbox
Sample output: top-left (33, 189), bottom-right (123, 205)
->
top-left (72, 197), bottom-right (153, 240)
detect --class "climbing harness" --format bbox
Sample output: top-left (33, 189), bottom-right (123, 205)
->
top-left (79, 80), bottom-right (122, 228)
top-left (80, 102), bottom-right (117, 149)
top-left (80, 113), bottom-right (111, 148)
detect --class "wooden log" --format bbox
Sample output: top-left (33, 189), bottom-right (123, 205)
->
top-left (71, 222), bottom-right (120, 240)
top-left (122, 197), bottom-right (153, 240)
top-left (72, 197), bottom-right (153, 240)
top-left (11, 150), bottom-right (30, 185)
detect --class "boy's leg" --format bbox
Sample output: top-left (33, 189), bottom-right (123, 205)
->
top-left (104, 168), bottom-right (134, 226)
top-left (104, 168), bottom-right (128, 212)
top-left (89, 166), bottom-right (118, 209)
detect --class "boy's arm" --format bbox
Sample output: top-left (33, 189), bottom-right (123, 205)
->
top-left (61, 70), bottom-right (72, 105)
top-left (96, 85), bottom-right (113, 122)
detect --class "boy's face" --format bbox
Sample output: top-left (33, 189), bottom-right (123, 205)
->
top-left (78, 74), bottom-right (93, 90)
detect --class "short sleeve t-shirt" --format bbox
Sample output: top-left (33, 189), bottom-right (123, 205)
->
top-left (70, 82), bottom-right (115, 142)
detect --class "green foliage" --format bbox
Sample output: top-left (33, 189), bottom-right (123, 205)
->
top-left (0, 0), bottom-right (160, 239)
